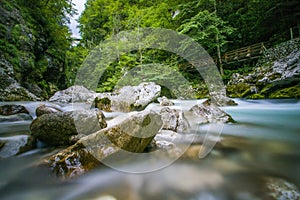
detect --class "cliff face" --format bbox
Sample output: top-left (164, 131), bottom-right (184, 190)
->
top-left (227, 38), bottom-right (300, 99)
top-left (0, 0), bottom-right (71, 101)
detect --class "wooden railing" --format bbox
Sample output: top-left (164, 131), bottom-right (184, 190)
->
top-left (222, 42), bottom-right (266, 64)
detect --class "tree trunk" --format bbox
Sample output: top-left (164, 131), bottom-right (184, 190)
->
top-left (214, 0), bottom-right (224, 76)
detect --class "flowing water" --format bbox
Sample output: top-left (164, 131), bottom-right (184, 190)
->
top-left (0, 99), bottom-right (299, 200)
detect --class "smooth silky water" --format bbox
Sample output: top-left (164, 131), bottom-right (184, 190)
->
top-left (0, 99), bottom-right (299, 200)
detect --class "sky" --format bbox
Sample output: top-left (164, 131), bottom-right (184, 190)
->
top-left (69, 0), bottom-right (86, 39)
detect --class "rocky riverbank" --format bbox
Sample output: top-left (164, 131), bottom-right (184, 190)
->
top-left (0, 83), bottom-right (235, 177)
top-left (227, 38), bottom-right (300, 99)
top-left (1, 95), bottom-right (300, 199)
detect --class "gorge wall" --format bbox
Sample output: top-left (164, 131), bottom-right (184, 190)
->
top-left (227, 38), bottom-right (300, 99)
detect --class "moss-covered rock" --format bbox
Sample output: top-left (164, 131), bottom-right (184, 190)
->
top-left (226, 83), bottom-right (251, 98)
top-left (226, 38), bottom-right (300, 99)
top-left (269, 85), bottom-right (300, 99)
top-left (30, 110), bottom-right (107, 146)
top-left (247, 93), bottom-right (265, 99)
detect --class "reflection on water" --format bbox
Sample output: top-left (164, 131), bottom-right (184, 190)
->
top-left (0, 99), bottom-right (299, 200)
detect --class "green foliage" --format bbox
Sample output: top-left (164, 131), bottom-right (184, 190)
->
top-left (0, 0), bottom-right (74, 97)
top-left (176, 2), bottom-right (234, 55)
top-left (2, 0), bottom-right (297, 99)
top-left (217, 0), bottom-right (300, 49)
top-left (66, 45), bottom-right (89, 86)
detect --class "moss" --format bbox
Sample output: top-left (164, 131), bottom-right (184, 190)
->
top-left (260, 84), bottom-right (273, 94)
top-left (241, 88), bottom-right (251, 98)
top-left (248, 93), bottom-right (265, 99)
top-left (95, 97), bottom-right (112, 112)
top-left (160, 85), bottom-right (176, 99)
top-left (269, 85), bottom-right (300, 99)
top-left (227, 83), bottom-right (250, 98)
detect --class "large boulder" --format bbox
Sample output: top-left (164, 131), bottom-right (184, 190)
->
top-left (111, 82), bottom-right (161, 112)
top-left (186, 103), bottom-right (235, 124)
top-left (49, 85), bottom-right (96, 103)
top-left (49, 82), bottom-right (161, 112)
top-left (0, 135), bottom-right (35, 158)
top-left (46, 110), bottom-right (163, 178)
top-left (30, 110), bottom-right (107, 146)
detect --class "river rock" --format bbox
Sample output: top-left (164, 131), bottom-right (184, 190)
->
top-left (49, 85), bottom-right (96, 103)
top-left (186, 103), bottom-right (235, 124)
top-left (157, 96), bottom-right (174, 106)
top-left (181, 144), bottom-right (205, 160)
top-left (0, 62), bottom-right (39, 101)
top-left (47, 110), bottom-right (162, 178)
top-left (35, 104), bottom-right (62, 117)
top-left (205, 89), bottom-right (238, 106)
top-left (150, 130), bottom-right (188, 159)
top-left (262, 176), bottom-right (300, 200)
top-left (0, 104), bottom-right (29, 116)
top-left (111, 82), bottom-right (161, 112)
top-left (160, 107), bottom-right (189, 133)
top-left (30, 110), bottom-right (107, 146)
top-left (0, 135), bottom-right (35, 158)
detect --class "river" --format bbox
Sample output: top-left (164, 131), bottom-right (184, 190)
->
top-left (0, 99), bottom-right (299, 200)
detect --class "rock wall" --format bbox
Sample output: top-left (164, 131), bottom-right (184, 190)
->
top-left (0, 0), bottom-right (71, 101)
top-left (227, 38), bottom-right (300, 99)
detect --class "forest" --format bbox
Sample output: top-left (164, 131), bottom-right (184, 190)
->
top-left (1, 0), bottom-right (300, 99)
top-left (1, 1), bottom-right (300, 199)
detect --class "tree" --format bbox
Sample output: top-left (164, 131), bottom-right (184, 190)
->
top-left (176, 6), bottom-right (234, 56)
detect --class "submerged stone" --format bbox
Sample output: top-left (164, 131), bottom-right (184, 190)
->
top-left (262, 176), bottom-right (300, 200)
top-left (0, 104), bottom-right (29, 116)
top-left (0, 135), bottom-right (35, 158)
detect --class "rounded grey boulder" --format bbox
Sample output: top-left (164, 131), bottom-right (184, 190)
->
top-left (30, 110), bottom-right (107, 146)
